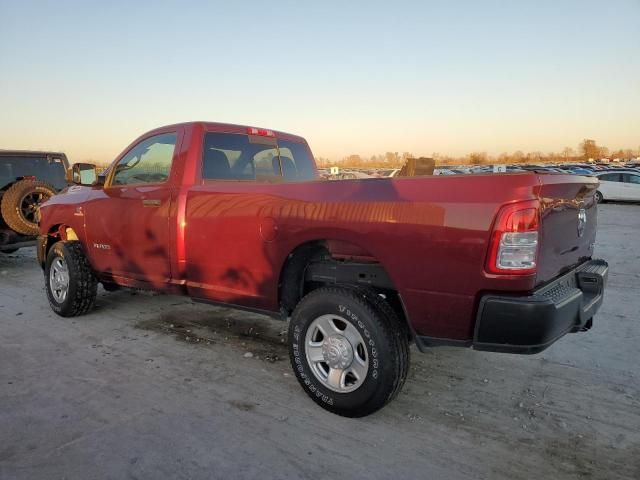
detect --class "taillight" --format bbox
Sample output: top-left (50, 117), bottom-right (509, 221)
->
top-left (486, 200), bottom-right (540, 275)
top-left (247, 127), bottom-right (275, 137)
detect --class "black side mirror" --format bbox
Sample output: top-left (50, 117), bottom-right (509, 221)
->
top-left (71, 163), bottom-right (98, 186)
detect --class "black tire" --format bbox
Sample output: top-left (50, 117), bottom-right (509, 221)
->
top-left (0, 248), bottom-right (19, 254)
top-left (356, 288), bottom-right (411, 401)
top-left (288, 286), bottom-right (409, 417)
top-left (0, 180), bottom-right (56, 235)
top-left (595, 191), bottom-right (604, 204)
top-left (45, 241), bottom-right (98, 317)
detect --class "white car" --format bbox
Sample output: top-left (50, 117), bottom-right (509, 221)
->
top-left (595, 170), bottom-right (640, 203)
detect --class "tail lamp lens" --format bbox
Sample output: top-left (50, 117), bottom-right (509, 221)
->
top-left (487, 204), bottom-right (540, 274)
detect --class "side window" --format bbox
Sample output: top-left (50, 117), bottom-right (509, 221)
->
top-left (111, 133), bottom-right (177, 186)
top-left (599, 173), bottom-right (621, 182)
top-left (624, 174), bottom-right (640, 185)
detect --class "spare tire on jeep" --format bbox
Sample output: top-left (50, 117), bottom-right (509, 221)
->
top-left (1, 179), bottom-right (56, 235)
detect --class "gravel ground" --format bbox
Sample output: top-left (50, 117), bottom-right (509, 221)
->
top-left (0, 203), bottom-right (639, 480)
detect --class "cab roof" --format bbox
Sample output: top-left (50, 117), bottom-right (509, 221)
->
top-left (146, 121), bottom-right (307, 144)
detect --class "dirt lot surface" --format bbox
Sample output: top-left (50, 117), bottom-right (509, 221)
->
top-left (1, 203), bottom-right (639, 480)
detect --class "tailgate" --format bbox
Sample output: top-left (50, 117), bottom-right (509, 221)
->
top-left (536, 174), bottom-right (599, 285)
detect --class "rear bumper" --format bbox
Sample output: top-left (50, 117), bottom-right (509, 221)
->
top-left (472, 259), bottom-right (608, 354)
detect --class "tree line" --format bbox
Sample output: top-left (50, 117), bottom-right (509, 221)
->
top-left (316, 139), bottom-right (639, 168)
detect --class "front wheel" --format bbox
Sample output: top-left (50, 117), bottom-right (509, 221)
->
top-left (595, 191), bottom-right (604, 203)
top-left (45, 241), bottom-right (98, 317)
top-left (288, 286), bottom-right (409, 417)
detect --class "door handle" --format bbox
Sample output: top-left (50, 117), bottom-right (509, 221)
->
top-left (142, 199), bottom-right (161, 207)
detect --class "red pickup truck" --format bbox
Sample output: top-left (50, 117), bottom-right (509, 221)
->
top-left (38, 122), bottom-right (608, 417)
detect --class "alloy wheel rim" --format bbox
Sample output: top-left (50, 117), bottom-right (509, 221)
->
top-left (20, 192), bottom-right (50, 223)
top-left (49, 257), bottom-right (69, 303)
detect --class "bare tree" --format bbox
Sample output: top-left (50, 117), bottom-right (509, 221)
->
top-left (579, 139), bottom-right (602, 160)
top-left (561, 147), bottom-right (574, 161)
top-left (468, 152), bottom-right (487, 165)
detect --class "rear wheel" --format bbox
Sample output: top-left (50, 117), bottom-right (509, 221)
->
top-left (1, 180), bottom-right (56, 235)
top-left (0, 248), bottom-right (19, 254)
top-left (45, 241), bottom-right (98, 317)
top-left (288, 286), bottom-right (409, 417)
top-left (595, 191), bottom-right (604, 203)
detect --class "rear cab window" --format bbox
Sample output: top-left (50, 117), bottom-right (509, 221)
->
top-left (202, 132), bottom-right (316, 182)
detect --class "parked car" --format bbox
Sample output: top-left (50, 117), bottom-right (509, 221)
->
top-left (37, 122), bottom-right (608, 417)
top-left (0, 150), bottom-right (69, 253)
top-left (336, 170), bottom-right (374, 180)
top-left (566, 168), bottom-right (594, 176)
top-left (519, 165), bottom-right (558, 173)
top-left (595, 170), bottom-right (640, 203)
top-left (376, 168), bottom-right (401, 178)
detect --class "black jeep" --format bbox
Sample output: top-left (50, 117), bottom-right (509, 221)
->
top-left (0, 150), bottom-right (69, 253)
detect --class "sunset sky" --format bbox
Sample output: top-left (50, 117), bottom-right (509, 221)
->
top-left (1, 0), bottom-right (638, 164)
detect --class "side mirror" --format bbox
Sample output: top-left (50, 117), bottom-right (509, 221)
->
top-left (71, 163), bottom-right (98, 186)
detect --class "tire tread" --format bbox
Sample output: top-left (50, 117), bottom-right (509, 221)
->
top-left (289, 285), bottom-right (409, 417)
top-left (46, 241), bottom-right (98, 317)
top-left (1, 180), bottom-right (56, 235)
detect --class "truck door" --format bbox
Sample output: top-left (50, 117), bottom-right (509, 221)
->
top-left (84, 132), bottom-right (179, 286)
top-left (184, 129), bottom-right (317, 310)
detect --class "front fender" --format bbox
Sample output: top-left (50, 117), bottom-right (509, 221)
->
top-left (38, 186), bottom-right (93, 264)
top-left (39, 186), bottom-right (90, 234)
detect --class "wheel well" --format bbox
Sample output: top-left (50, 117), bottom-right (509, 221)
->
top-left (42, 225), bottom-right (78, 255)
top-left (278, 241), bottom-right (328, 314)
top-left (278, 240), bottom-right (411, 337)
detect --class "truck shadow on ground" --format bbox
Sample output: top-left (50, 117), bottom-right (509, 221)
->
top-left (135, 305), bottom-right (289, 363)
